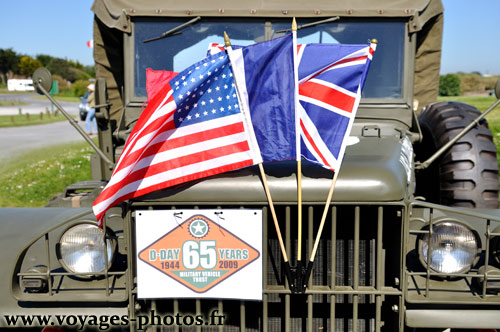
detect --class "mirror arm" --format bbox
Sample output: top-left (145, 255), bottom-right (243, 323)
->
top-left (33, 81), bottom-right (115, 169)
top-left (416, 98), bottom-right (500, 170)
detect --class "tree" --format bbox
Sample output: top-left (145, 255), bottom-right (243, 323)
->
top-left (83, 65), bottom-right (95, 78)
top-left (439, 74), bottom-right (461, 96)
top-left (36, 54), bottom-right (53, 67)
top-left (46, 58), bottom-right (77, 82)
top-left (18, 56), bottom-right (42, 76)
top-left (0, 48), bottom-right (20, 84)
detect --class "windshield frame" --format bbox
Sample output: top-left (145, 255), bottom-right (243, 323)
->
top-left (124, 17), bottom-right (413, 109)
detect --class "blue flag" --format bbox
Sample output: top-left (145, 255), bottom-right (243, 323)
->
top-left (228, 34), bottom-right (297, 163)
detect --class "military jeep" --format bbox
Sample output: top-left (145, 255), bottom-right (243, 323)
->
top-left (2, 0), bottom-right (500, 331)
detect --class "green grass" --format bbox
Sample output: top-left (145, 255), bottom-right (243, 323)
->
top-left (437, 95), bottom-right (498, 114)
top-left (0, 112), bottom-right (68, 127)
top-left (33, 95), bottom-right (80, 103)
top-left (0, 142), bottom-right (93, 207)
top-left (0, 88), bottom-right (80, 102)
top-left (0, 89), bottom-right (32, 95)
top-left (0, 99), bottom-right (27, 107)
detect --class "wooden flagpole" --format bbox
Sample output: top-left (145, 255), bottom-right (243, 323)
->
top-left (224, 32), bottom-right (294, 289)
top-left (292, 18), bottom-right (304, 290)
top-left (303, 170), bottom-right (339, 287)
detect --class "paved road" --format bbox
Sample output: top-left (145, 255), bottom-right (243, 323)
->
top-left (0, 94), bottom-right (89, 164)
top-left (0, 93), bottom-right (79, 115)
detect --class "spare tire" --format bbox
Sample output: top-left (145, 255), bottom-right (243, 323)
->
top-left (415, 101), bottom-right (499, 208)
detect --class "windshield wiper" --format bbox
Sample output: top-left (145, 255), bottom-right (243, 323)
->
top-left (143, 16), bottom-right (201, 43)
top-left (276, 16), bottom-right (340, 34)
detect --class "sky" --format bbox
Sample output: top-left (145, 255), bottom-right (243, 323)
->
top-left (0, 0), bottom-right (499, 74)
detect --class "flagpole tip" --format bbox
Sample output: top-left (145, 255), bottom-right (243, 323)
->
top-left (292, 17), bottom-right (298, 31)
top-left (224, 31), bottom-right (231, 47)
top-left (370, 38), bottom-right (378, 44)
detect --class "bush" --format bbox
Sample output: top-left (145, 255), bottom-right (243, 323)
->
top-left (72, 80), bottom-right (91, 97)
top-left (460, 73), bottom-right (484, 94)
top-left (51, 74), bottom-right (70, 94)
top-left (439, 74), bottom-right (461, 96)
top-left (18, 56), bottom-right (42, 76)
top-left (483, 75), bottom-right (500, 91)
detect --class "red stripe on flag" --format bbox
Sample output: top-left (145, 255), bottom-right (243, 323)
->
top-left (114, 118), bottom-right (176, 173)
top-left (96, 159), bottom-right (253, 226)
top-left (299, 81), bottom-right (355, 113)
top-left (131, 87), bottom-right (175, 135)
top-left (113, 90), bottom-right (176, 173)
top-left (297, 44), bottom-right (304, 55)
top-left (310, 55), bottom-right (368, 81)
top-left (299, 119), bottom-right (332, 170)
top-left (117, 121), bottom-right (245, 172)
top-left (142, 122), bottom-right (246, 159)
top-left (97, 140), bottom-right (251, 200)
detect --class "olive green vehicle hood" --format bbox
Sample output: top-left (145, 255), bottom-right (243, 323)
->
top-left (140, 136), bottom-right (412, 204)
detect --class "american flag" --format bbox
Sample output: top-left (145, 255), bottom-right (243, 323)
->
top-left (297, 42), bottom-right (376, 171)
top-left (93, 53), bottom-right (261, 225)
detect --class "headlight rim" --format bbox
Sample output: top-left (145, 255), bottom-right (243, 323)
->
top-left (490, 225), bottom-right (500, 266)
top-left (416, 218), bottom-right (481, 276)
top-left (56, 221), bottom-right (117, 278)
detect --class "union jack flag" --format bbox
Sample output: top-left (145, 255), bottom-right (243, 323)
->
top-left (296, 42), bottom-right (376, 171)
top-left (207, 43), bottom-right (226, 56)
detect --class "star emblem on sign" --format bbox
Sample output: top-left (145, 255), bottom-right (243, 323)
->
top-left (189, 219), bottom-right (209, 238)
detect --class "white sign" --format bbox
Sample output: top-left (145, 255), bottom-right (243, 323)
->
top-left (136, 209), bottom-right (262, 300)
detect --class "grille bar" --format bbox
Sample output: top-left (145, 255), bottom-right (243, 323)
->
top-left (375, 207), bottom-right (384, 332)
top-left (483, 219), bottom-right (491, 298)
top-left (331, 206), bottom-right (338, 332)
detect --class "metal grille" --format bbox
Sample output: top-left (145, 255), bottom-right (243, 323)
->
top-left (13, 203), bottom-right (402, 331)
top-left (137, 204), bottom-right (403, 332)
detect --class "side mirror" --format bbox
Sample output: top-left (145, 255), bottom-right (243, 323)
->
top-left (495, 78), bottom-right (500, 99)
top-left (32, 67), bottom-right (53, 95)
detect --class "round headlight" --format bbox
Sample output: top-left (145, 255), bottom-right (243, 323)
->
top-left (418, 221), bottom-right (479, 274)
top-left (58, 223), bottom-right (116, 275)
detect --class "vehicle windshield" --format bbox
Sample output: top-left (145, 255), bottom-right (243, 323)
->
top-left (133, 18), bottom-right (405, 99)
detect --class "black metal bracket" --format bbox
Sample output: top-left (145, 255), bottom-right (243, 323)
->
top-left (286, 260), bottom-right (315, 294)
